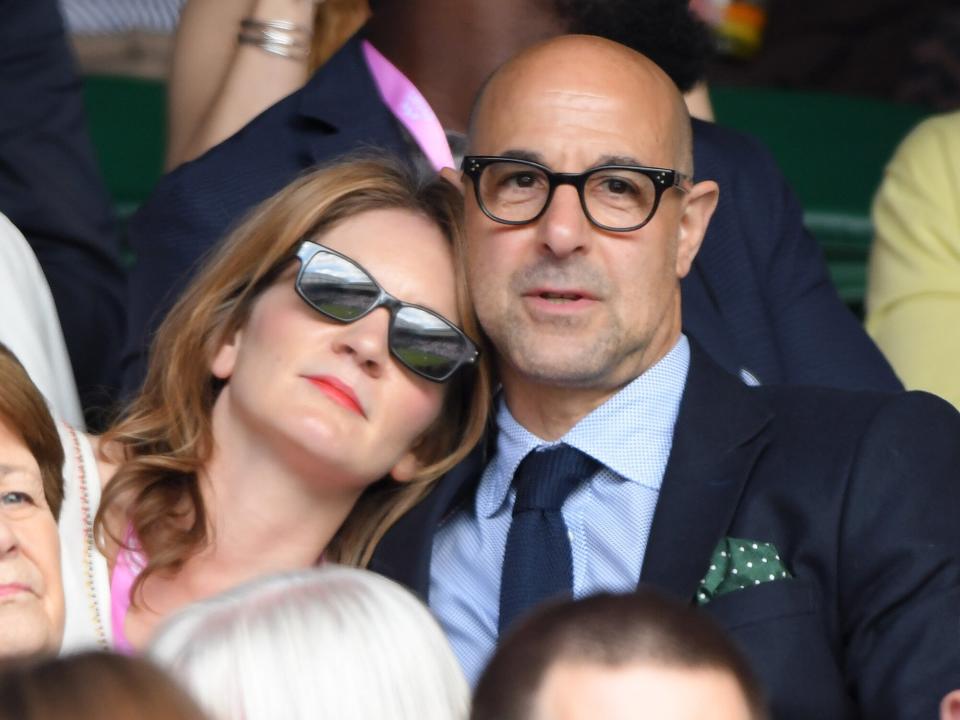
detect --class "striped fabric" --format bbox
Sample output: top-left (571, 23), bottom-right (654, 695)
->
top-left (59, 0), bottom-right (185, 34)
top-left (430, 335), bottom-right (691, 685)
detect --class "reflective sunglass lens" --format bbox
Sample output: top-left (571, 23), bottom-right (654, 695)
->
top-left (301, 253), bottom-right (378, 320)
top-left (392, 307), bottom-right (468, 380)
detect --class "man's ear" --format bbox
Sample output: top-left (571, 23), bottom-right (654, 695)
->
top-left (941, 690), bottom-right (960, 720)
top-left (675, 179), bottom-right (719, 279)
top-left (389, 449), bottom-right (422, 484)
top-left (440, 166), bottom-right (465, 193)
top-left (210, 328), bottom-right (242, 380)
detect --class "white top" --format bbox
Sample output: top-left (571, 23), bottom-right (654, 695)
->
top-left (58, 423), bottom-right (113, 652)
top-left (0, 213), bottom-right (84, 429)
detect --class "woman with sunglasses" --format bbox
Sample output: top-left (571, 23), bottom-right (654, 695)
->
top-left (58, 157), bottom-right (491, 652)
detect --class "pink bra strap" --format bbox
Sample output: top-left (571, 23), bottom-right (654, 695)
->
top-left (110, 531), bottom-right (146, 654)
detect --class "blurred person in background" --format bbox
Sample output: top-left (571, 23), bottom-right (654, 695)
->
top-left (472, 591), bottom-right (768, 720)
top-left (0, 0), bottom-right (125, 424)
top-left (58, 157), bottom-right (489, 653)
top-left (708, 0), bottom-right (960, 110)
top-left (123, 0), bottom-right (899, 398)
top-left (59, 0), bottom-right (185, 78)
top-left (866, 110), bottom-right (960, 409)
top-left (0, 343), bottom-right (65, 659)
top-left (151, 566), bottom-right (469, 720)
top-left (0, 651), bottom-right (209, 720)
top-left (167, 0), bottom-right (370, 167)
top-left (166, 0), bottom-right (713, 170)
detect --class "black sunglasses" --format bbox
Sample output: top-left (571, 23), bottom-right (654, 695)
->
top-left (293, 241), bottom-right (479, 383)
top-left (462, 155), bottom-right (690, 232)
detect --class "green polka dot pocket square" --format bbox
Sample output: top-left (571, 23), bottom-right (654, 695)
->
top-left (696, 537), bottom-right (793, 605)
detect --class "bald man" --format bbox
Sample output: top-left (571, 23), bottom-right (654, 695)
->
top-left (371, 37), bottom-right (960, 720)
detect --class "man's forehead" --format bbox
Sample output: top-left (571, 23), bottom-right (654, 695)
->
top-left (476, 67), bottom-right (674, 132)
top-left (472, 85), bottom-right (674, 167)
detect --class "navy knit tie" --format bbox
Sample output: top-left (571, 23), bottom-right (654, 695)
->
top-left (498, 444), bottom-right (599, 636)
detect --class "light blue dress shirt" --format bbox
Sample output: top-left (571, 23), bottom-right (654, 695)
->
top-left (430, 335), bottom-right (691, 685)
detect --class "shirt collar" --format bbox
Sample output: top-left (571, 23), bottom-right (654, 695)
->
top-left (477, 335), bottom-right (690, 518)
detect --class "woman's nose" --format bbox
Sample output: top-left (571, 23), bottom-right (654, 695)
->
top-left (0, 513), bottom-right (19, 555)
top-left (330, 308), bottom-right (392, 377)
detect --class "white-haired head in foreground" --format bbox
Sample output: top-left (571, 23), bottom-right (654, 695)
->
top-left (149, 566), bottom-right (469, 720)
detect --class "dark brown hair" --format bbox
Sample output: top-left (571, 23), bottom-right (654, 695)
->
top-left (95, 157), bottom-right (492, 604)
top-left (0, 651), bottom-right (209, 720)
top-left (0, 343), bottom-right (64, 519)
top-left (472, 590), bottom-right (769, 720)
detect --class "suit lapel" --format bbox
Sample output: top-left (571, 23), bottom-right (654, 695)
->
top-left (640, 340), bottom-right (773, 601)
top-left (369, 434), bottom-right (492, 599)
top-left (296, 32), bottom-right (409, 166)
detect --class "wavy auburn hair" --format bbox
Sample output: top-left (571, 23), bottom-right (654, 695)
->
top-left (95, 157), bottom-right (491, 603)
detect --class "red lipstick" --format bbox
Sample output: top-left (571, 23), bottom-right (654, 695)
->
top-left (305, 376), bottom-right (365, 417)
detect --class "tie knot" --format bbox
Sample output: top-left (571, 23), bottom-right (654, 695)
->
top-left (513, 444), bottom-right (599, 513)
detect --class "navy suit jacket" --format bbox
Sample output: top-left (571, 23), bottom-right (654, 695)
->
top-left (0, 0), bottom-right (124, 416)
top-left (370, 342), bottom-right (960, 719)
top-left (120, 33), bottom-right (900, 394)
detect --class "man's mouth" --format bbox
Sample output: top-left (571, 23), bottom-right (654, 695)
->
top-left (539, 291), bottom-right (584, 303)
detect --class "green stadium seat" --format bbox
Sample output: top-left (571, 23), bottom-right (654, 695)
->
top-left (81, 74), bottom-right (167, 221)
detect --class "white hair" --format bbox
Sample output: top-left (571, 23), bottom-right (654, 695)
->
top-left (149, 566), bottom-right (469, 720)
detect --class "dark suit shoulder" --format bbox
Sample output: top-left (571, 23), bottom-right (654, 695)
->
top-left (755, 384), bottom-right (959, 440)
top-left (691, 117), bottom-right (783, 179)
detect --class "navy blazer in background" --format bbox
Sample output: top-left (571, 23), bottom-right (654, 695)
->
top-left (371, 341), bottom-right (960, 720)
top-left (120, 33), bottom-right (901, 395)
top-left (0, 0), bottom-right (124, 419)
top-left (120, 35), bottom-right (409, 392)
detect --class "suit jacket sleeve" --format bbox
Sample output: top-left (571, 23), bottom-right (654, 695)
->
top-left (743, 132), bottom-right (902, 391)
top-left (840, 391), bottom-right (960, 718)
top-left (0, 0), bottom-right (125, 410)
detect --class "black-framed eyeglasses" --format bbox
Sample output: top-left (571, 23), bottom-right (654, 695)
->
top-left (462, 156), bottom-right (690, 232)
top-left (294, 241), bottom-right (479, 383)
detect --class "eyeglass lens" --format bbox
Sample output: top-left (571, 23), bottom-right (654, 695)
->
top-left (299, 249), bottom-right (472, 381)
top-left (477, 161), bottom-right (659, 229)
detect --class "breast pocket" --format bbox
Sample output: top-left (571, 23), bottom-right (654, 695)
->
top-left (702, 579), bottom-right (856, 720)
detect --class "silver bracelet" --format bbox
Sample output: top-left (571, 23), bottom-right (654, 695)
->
top-left (238, 16), bottom-right (312, 60)
top-left (240, 17), bottom-right (311, 34)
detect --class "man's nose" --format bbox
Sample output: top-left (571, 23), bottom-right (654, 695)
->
top-left (331, 308), bottom-right (391, 377)
top-left (537, 184), bottom-right (592, 258)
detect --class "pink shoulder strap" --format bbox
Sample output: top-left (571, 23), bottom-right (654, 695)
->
top-left (110, 530), bottom-right (146, 654)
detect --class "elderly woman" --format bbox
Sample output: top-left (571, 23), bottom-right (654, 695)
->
top-left (0, 343), bottom-right (65, 658)
top-left (59, 157), bottom-right (490, 651)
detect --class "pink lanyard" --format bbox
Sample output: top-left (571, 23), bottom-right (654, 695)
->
top-left (362, 40), bottom-right (455, 171)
